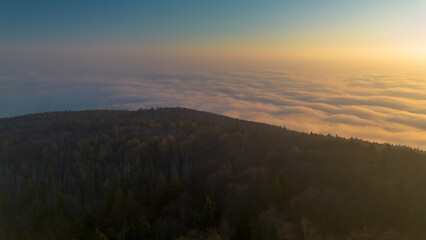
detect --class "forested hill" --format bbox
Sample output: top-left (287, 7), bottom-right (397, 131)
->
top-left (0, 108), bottom-right (425, 240)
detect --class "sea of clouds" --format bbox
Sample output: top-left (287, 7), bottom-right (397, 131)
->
top-left (1, 60), bottom-right (426, 149)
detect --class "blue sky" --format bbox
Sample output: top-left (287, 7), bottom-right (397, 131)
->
top-left (2, 0), bottom-right (425, 58)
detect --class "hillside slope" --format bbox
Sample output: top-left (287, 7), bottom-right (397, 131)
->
top-left (0, 108), bottom-right (425, 240)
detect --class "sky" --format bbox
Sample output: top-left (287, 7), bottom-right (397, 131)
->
top-left (2, 1), bottom-right (426, 149)
top-left (2, 0), bottom-right (426, 61)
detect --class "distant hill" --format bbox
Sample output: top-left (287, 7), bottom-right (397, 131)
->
top-left (0, 107), bottom-right (425, 240)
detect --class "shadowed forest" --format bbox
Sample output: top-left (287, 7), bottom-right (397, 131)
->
top-left (0, 108), bottom-right (425, 240)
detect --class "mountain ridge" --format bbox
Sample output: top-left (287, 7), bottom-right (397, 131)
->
top-left (1, 107), bottom-right (421, 153)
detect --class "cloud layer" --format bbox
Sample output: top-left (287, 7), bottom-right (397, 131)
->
top-left (2, 62), bottom-right (426, 149)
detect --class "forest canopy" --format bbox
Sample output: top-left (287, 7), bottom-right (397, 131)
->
top-left (0, 107), bottom-right (425, 240)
